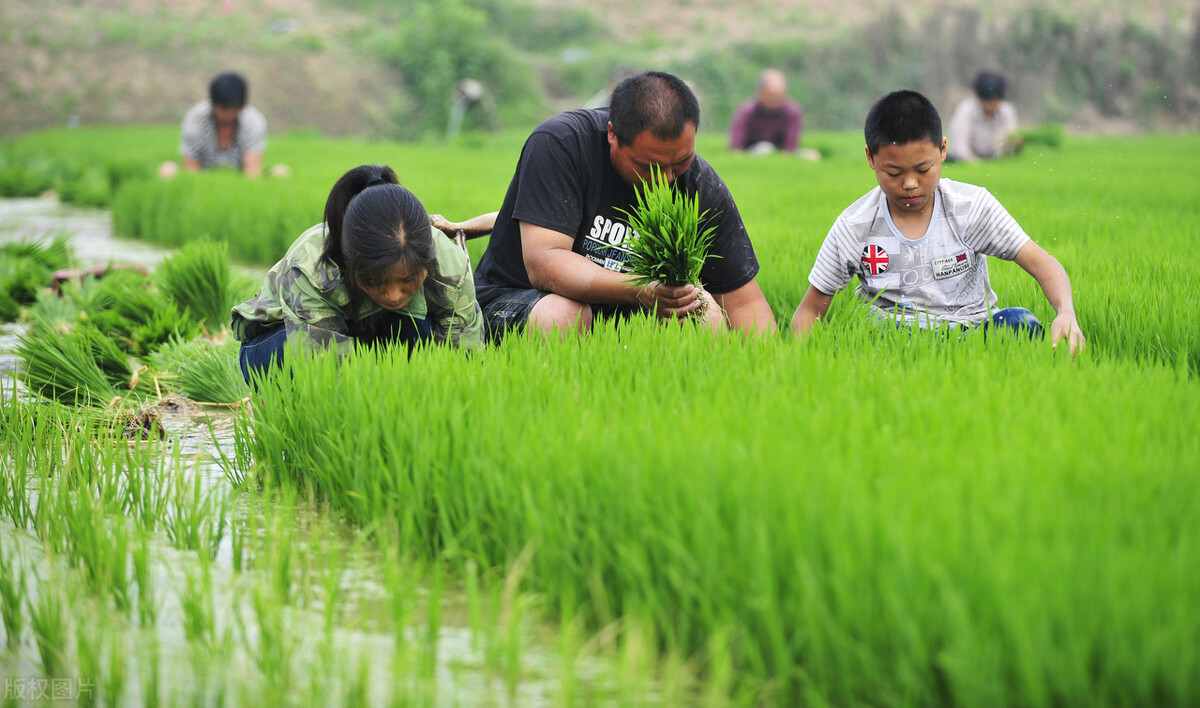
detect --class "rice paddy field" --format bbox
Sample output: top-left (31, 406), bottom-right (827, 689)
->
top-left (1, 124), bottom-right (1199, 706)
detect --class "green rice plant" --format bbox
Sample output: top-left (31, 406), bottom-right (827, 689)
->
top-left (66, 267), bottom-right (202, 356)
top-left (131, 532), bottom-right (157, 628)
top-left (28, 576), bottom-right (70, 678)
top-left (616, 166), bottom-right (719, 288)
top-left (147, 336), bottom-right (249, 404)
top-left (102, 630), bottom-right (128, 708)
top-left (15, 321), bottom-right (125, 405)
top-left (154, 239), bottom-right (233, 333)
top-left (179, 563), bottom-right (216, 648)
top-left (242, 314), bottom-right (1200, 705)
top-left (59, 486), bottom-right (134, 612)
top-left (1017, 123), bottom-right (1065, 149)
top-left (0, 541), bottom-right (27, 647)
top-left (0, 235), bottom-right (74, 321)
top-left (164, 471), bottom-right (229, 562)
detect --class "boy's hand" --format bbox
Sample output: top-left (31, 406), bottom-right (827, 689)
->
top-left (1050, 313), bottom-right (1086, 356)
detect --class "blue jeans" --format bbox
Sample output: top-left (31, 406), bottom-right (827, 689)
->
top-left (238, 313), bottom-right (433, 385)
top-left (984, 307), bottom-right (1044, 339)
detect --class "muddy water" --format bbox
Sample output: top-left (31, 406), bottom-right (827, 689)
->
top-left (0, 198), bottom-right (622, 705)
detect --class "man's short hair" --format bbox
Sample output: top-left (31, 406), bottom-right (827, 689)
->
top-left (209, 72), bottom-right (248, 108)
top-left (608, 71), bottom-right (700, 146)
top-left (974, 71), bottom-right (1007, 101)
top-left (864, 90), bottom-right (943, 156)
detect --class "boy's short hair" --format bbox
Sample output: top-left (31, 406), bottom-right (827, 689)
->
top-left (864, 90), bottom-right (942, 156)
top-left (209, 72), bottom-right (248, 109)
top-left (974, 71), bottom-right (1007, 100)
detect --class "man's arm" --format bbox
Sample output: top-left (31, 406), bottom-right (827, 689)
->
top-left (242, 151), bottom-right (264, 178)
top-left (712, 279), bottom-right (777, 335)
top-left (790, 285), bottom-right (835, 337)
top-left (521, 221), bottom-right (702, 316)
top-left (1013, 240), bottom-right (1086, 355)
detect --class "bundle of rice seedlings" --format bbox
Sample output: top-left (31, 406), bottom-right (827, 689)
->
top-left (42, 267), bottom-right (199, 356)
top-left (1017, 123), bottom-right (1065, 149)
top-left (154, 239), bottom-right (232, 333)
top-left (617, 166), bottom-right (719, 289)
top-left (80, 270), bottom-right (202, 355)
top-left (0, 236), bottom-right (74, 321)
top-left (147, 336), bottom-right (249, 405)
top-left (15, 321), bottom-right (141, 406)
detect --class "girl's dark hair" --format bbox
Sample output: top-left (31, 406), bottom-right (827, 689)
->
top-left (209, 72), bottom-right (248, 108)
top-left (320, 164), bottom-right (436, 319)
top-left (608, 71), bottom-right (701, 146)
top-left (864, 90), bottom-right (943, 156)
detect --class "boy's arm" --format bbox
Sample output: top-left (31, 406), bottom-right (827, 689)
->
top-left (1013, 240), bottom-right (1086, 355)
top-left (790, 284), bottom-right (835, 337)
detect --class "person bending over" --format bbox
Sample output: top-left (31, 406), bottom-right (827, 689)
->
top-left (231, 165), bottom-right (484, 383)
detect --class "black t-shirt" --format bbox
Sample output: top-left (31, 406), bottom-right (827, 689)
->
top-left (474, 108), bottom-right (760, 312)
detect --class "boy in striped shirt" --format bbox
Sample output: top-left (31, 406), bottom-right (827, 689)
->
top-left (791, 90), bottom-right (1085, 355)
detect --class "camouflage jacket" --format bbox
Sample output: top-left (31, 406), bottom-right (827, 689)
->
top-left (231, 223), bottom-right (484, 353)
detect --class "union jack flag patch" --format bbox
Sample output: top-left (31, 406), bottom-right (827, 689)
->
top-left (860, 245), bottom-right (889, 275)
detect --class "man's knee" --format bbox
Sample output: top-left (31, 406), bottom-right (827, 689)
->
top-left (530, 295), bottom-right (593, 336)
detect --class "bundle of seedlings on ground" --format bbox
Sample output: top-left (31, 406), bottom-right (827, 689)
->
top-left (147, 336), bottom-right (249, 405)
top-left (56, 268), bottom-right (202, 356)
top-left (153, 239), bottom-right (233, 334)
top-left (15, 319), bottom-right (152, 407)
top-left (0, 236), bottom-right (73, 322)
top-left (616, 166), bottom-right (719, 291)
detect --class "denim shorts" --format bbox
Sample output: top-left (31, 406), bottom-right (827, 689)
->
top-left (479, 288), bottom-right (550, 344)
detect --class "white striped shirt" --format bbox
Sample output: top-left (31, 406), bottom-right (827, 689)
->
top-left (179, 100), bottom-right (267, 170)
top-left (808, 178), bottom-right (1030, 327)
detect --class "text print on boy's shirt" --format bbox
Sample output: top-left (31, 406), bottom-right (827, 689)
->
top-left (583, 214), bottom-right (636, 273)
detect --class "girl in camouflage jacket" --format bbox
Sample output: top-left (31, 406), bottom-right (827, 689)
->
top-left (231, 164), bottom-right (484, 383)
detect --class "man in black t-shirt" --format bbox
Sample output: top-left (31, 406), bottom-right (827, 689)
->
top-left (473, 71), bottom-right (777, 342)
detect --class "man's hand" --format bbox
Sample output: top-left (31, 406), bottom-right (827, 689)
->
top-left (634, 281), bottom-right (705, 319)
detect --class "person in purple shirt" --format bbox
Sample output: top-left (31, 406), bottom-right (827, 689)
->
top-left (729, 69), bottom-right (818, 160)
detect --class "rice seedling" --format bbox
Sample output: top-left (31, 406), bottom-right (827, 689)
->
top-left (131, 532), bottom-right (157, 628)
top-left (164, 470), bottom-right (229, 562)
top-left (617, 166), bottom-right (719, 289)
top-left (15, 320), bottom-right (134, 406)
top-left (0, 236), bottom-right (74, 322)
top-left (179, 562), bottom-right (216, 648)
top-left (0, 540), bottom-right (28, 648)
top-left (153, 239), bottom-right (233, 334)
top-left (146, 336), bottom-right (248, 405)
top-left (28, 573), bottom-right (71, 678)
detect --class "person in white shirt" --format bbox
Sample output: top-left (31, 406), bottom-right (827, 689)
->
top-left (947, 71), bottom-right (1023, 162)
top-left (792, 90), bottom-right (1084, 355)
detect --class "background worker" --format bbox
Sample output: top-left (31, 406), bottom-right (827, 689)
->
top-left (947, 71), bottom-right (1023, 162)
top-left (729, 68), bottom-right (817, 159)
top-left (158, 72), bottom-right (277, 178)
